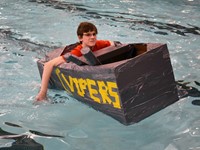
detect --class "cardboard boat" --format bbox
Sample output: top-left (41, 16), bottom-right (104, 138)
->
top-left (37, 43), bottom-right (179, 125)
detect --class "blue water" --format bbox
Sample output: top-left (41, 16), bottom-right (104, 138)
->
top-left (0, 0), bottom-right (200, 149)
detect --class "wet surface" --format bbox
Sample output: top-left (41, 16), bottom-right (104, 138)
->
top-left (1, 0), bottom-right (200, 149)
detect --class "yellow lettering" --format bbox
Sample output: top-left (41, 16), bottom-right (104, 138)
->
top-left (62, 75), bottom-right (74, 92)
top-left (87, 79), bottom-right (100, 103)
top-left (72, 78), bottom-right (82, 96)
top-left (107, 82), bottom-right (121, 109)
top-left (97, 81), bottom-right (112, 105)
top-left (55, 68), bottom-right (70, 93)
top-left (78, 78), bottom-right (87, 97)
top-left (55, 69), bottom-right (121, 109)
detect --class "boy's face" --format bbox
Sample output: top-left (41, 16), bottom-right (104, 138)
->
top-left (79, 31), bottom-right (97, 48)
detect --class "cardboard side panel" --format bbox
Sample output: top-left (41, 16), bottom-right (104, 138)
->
top-left (115, 44), bottom-right (179, 124)
top-left (37, 43), bottom-right (179, 125)
top-left (51, 65), bottom-right (127, 124)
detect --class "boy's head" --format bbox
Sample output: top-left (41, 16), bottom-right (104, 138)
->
top-left (77, 22), bottom-right (98, 47)
top-left (77, 22), bottom-right (98, 37)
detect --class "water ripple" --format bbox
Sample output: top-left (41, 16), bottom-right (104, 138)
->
top-left (29, 0), bottom-right (200, 36)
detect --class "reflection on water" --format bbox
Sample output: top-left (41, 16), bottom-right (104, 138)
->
top-left (177, 80), bottom-right (200, 106)
top-left (177, 80), bottom-right (200, 99)
top-left (0, 121), bottom-right (66, 149)
top-left (29, 0), bottom-right (200, 37)
top-left (0, 128), bottom-right (44, 150)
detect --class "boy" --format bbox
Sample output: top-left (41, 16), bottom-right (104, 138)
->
top-left (35, 22), bottom-right (114, 101)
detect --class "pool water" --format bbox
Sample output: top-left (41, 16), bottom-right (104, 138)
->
top-left (0, 0), bottom-right (200, 149)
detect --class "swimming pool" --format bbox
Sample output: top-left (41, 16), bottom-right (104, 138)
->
top-left (0, 0), bottom-right (200, 149)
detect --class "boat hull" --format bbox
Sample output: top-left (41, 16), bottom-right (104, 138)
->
top-left (37, 43), bottom-right (179, 125)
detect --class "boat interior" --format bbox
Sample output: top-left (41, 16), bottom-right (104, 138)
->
top-left (67, 43), bottom-right (148, 66)
top-left (98, 43), bottom-right (148, 65)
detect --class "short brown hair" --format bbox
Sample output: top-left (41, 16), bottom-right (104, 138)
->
top-left (77, 22), bottom-right (98, 37)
